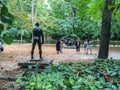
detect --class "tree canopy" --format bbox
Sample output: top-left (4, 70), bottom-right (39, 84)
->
top-left (0, 0), bottom-right (120, 58)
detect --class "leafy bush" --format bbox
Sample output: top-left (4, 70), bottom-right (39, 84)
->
top-left (92, 40), bottom-right (100, 45)
top-left (92, 40), bottom-right (120, 46)
top-left (50, 31), bottom-right (64, 40)
top-left (16, 59), bottom-right (120, 90)
top-left (109, 41), bottom-right (120, 46)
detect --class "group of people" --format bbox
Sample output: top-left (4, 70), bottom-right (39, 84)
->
top-left (75, 38), bottom-right (92, 55)
top-left (56, 38), bottom-right (92, 55)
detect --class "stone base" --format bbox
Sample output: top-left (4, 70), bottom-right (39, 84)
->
top-left (18, 58), bottom-right (53, 68)
top-left (30, 58), bottom-right (44, 61)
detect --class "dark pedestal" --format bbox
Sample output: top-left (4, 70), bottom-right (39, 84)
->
top-left (18, 58), bottom-right (53, 68)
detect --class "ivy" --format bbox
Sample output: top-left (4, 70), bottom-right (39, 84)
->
top-left (16, 59), bottom-right (120, 90)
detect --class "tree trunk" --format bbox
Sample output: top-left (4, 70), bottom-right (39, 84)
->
top-left (32, 0), bottom-right (35, 26)
top-left (31, 0), bottom-right (38, 26)
top-left (35, 0), bottom-right (38, 23)
top-left (31, 0), bottom-right (38, 42)
top-left (21, 30), bottom-right (23, 44)
top-left (98, 0), bottom-right (114, 59)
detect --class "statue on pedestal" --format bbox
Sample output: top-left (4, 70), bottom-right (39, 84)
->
top-left (31, 22), bottom-right (44, 60)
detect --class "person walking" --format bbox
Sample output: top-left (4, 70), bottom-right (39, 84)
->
top-left (86, 39), bottom-right (92, 55)
top-left (75, 38), bottom-right (81, 53)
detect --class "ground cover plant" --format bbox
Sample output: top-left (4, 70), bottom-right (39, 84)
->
top-left (16, 59), bottom-right (120, 90)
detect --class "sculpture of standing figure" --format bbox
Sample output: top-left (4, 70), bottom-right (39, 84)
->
top-left (31, 22), bottom-right (44, 60)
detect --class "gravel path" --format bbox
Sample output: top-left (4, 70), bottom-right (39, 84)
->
top-left (0, 44), bottom-right (95, 69)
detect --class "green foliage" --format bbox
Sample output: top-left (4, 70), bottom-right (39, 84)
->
top-left (92, 40), bottom-right (120, 45)
top-left (16, 59), bottom-right (120, 90)
top-left (47, 0), bottom-right (120, 41)
top-left (1, 0), bottom-right (119, 44)
top-left (0, 1), bottom-right (14, 44)
top-left (111, 18), bottom-right (120, 40)
top-left (1, 30), bottom-right (13, 44)
top-left (0, 3), bottom-right (13, 25)
top-left (47, 0), bottom-right (103, 40)
top-left (92, 40), bottom-right (100, 45)
top-left (50, 31), bottom-right (64, 40)
top-left (17, 29), bottom-right (30, 38)
top-left (69, 34), bottom-right (78, 40)
top-left (1, 5), bottom-right (8, 15)
top-left (0, 28), bottom-right (27, 44)
top-left (109, 40), bottom-right (120, 45)
top-left (0, 23), bottom-right (4, 33)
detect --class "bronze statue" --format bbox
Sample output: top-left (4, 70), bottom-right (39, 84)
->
top-left (31, 22), bottom-right (44, 60)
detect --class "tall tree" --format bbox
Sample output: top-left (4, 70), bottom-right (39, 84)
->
top-left (98, 0), bottom-right (114, 59)
top-left (32, 0), bottom-right (38, 26)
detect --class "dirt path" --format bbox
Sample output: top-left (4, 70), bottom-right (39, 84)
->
top-left (0, 44), bottom-right (97, 70)
top-left (0, 44), bottom-right (120, 70)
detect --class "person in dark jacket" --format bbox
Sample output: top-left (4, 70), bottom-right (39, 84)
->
top-left (75, 38), bottom-right (81, 53)
top-left (56, 39), bottom-right (61, 54)
top-left (31, 22), bottom-right (44, 60)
